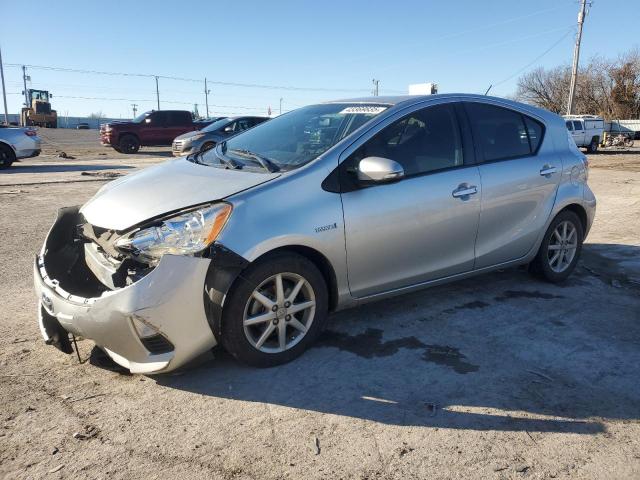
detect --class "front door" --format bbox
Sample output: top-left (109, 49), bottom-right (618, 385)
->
top-left (463, 101), bottom-right (560, 268)
top-left (340, 103), bottom-right (481, 298)
top-left (144, 111), bottom-right (167, 145)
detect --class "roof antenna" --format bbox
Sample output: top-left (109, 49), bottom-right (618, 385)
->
top-left (484, 85), bottom-right (493, 96)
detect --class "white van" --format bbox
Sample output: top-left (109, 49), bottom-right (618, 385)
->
top-left (563, 115), bottom-right (604, 153)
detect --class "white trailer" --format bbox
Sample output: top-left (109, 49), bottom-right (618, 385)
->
top-left (563, 115), bottom-right (604, 153)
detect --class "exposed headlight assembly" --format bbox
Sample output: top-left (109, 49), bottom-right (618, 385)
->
top-left (115, 203), bottom-right (232, 263)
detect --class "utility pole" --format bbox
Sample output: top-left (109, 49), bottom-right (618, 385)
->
top-left (22, 65), bottom-right (29, 107)
top-left (279, 97), bottom-right (283, 115)
top-left (131, 103), bottom-right (138, 118)
top-left (204, 78), bottom-right (210, 118)
top-left (567, 0), bottom-right (588, 115)
top-left (372, 78), bottom-right (379, 96)
top-left (0, 45), bottom-right (8, 125)
top-left (154, 76), bottom-right (160, 110)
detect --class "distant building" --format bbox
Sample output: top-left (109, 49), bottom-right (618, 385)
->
top-left (408, 83), bottom-right (438, 95)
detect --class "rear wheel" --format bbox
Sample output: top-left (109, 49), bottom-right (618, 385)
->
top-left (529, 211), bottom-right (583, 283)
top-left (118, 135), bottom-right (140, 154)
top-left (220, 252), bottom-right (328, 367)
top-left (0, 144), bottom-right (16, 169)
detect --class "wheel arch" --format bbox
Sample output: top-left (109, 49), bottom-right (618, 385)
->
top-left (557, 203), bottom-right (588, 233)
top-left (118, 131), bottom-right (140, 142)
top-left (251, 245), bottom-right (339, 312)
top-left (203, 243), bottom-right (339, 343)
top-left (0, 139), bottom-right (16, 153)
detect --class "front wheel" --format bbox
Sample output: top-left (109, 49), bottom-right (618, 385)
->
top-left (529, 211), bottom-right (584, 283)
top-left (220, 253), bottom-right (328, 367)
top-left (118, 135), bottom-right (140, 154)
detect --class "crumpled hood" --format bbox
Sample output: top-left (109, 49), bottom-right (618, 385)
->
top-left (81, 158), bottom-right (279, 230)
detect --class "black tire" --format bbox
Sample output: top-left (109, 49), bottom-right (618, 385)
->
top-left (0, 143), bottom-right (16, 169)
top-left (200, 141), bottom-right (216, 152)
top-left (529, 210), bottom-right (584, 283)
top-left (220, 252), bottom-right (328, 367)
top-left (118, 134), bottom-right (140, 154)
top-left (587, 137), bottom-right (599, 153)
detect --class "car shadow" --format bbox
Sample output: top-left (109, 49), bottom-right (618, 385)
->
top-left (151, 243), bottom-right (640, 434)
top-left (128, 150), bottom-right (173, 157)
top-left (2, 164), bottom-right (135, 174)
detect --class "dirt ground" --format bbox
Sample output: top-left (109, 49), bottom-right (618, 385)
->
top-left (1, 129), bottom-right (639, 480)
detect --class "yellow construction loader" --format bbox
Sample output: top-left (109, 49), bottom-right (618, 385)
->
top-left (21, 89), bottom-right (57, 128)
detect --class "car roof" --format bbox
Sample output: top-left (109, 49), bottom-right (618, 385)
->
top-left (325, 94), bottom-right (559, 123)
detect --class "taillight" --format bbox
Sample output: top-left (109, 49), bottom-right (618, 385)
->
top-left (581, 155), bottom-right (589, 181)
top-left (24, 130), bottom-right (37, 137)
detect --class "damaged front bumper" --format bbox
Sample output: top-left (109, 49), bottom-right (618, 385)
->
top-left (33, 207), bottom-right (218, 374)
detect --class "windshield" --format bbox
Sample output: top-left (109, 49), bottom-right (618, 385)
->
top-left (199, 103), bottom-right (387, 170)
top-left (132, 111), bottom-right (152, 123)
top-left (201, 118), bottom-right (232, 132)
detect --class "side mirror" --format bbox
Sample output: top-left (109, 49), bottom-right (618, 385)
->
top-left (145, 118), bottom-right (152, 124)
top-left (224, 126), bottom-right (234, 132)
top-left (357, 157), bottom-right (404, 183)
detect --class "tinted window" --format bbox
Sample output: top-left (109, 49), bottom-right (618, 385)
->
top-left (524, 116), bottom-right (544, 152)
top-left (149, 111), bottom-right (167, 125)
top-left (565, 121), bottom-right (574, 131)
top-left (465, 103), bottom-right (530, 161)
top-left (351, 104), bottom-right (463, 176)
top-left (237, 119), bottom-right (253, 131)
top-left (573, 120), bottom-right (583, 131)
top-left (202, 118), bottom-right (232, 133)
top-left (166, 112), bottom-right (191, 127)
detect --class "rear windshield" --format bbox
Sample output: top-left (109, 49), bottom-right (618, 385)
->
top-left (201, 103), bottom-right (388, 170)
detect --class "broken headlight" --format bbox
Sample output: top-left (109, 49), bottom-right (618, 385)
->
top-left (115, 203), bottom-right (232, 263)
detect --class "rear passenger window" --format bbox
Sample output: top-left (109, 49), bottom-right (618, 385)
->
top-left (465, 102), bottom-right (542, 162)
top-left (350, 103), bottom-right (463, 176)
top-left (573, 121), bottom-right (583, 131)
top-left (524, 116), bottom-right (543, 152)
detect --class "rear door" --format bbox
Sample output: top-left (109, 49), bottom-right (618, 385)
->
top-left (165, 111), bottom-right (193, 143)
top-left (464, 101), bottom-right (559, 268)
top-left (340, 102), bottom-right (481, 297)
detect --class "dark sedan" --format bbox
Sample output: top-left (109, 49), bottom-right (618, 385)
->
top-left (172, 116), bottom-right (269, 156)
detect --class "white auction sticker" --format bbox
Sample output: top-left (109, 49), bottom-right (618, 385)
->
top-left (339, 106), bottom-right (387, 115)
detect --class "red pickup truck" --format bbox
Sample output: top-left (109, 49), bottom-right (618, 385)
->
top-left (100, 110), bottom-right (211, 154)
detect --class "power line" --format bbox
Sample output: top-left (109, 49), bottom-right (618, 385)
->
top-left (4, 63), bottom-right (372, 93)
top-left (487, 27), bottom-right (575, 92)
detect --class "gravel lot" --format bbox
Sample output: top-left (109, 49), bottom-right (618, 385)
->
top-left (1, 130), bottom-right (639, 479)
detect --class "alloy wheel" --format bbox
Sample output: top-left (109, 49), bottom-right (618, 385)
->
top-left (243, 272), bottom-right (316, 353)
top-left (547, 220), bottom-right (578, 273)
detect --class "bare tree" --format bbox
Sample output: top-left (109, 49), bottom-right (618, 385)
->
top-left (515, 49), bottom-right (640, 119)
top-left (516, 66), bottom-right (571, 114)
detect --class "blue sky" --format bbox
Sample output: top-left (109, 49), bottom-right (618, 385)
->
top-left (1, 0), bottom-right (637, 118)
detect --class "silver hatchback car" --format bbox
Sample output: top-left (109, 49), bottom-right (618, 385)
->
top-left (34, 94), bottom-right (595, 373)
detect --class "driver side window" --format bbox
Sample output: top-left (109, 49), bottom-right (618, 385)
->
top-left (351, 104), bottom-right (464, 177)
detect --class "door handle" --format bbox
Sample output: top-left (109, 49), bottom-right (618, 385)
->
top-left (452, 184), bottom-right (478, 198)
top-left (539, 165), bottom-right (557, 177)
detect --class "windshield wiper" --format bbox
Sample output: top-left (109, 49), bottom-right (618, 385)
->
top-left (189, 147), bottom-right (241, 169)
top-left (227, 148), bottom-right (280, 173)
